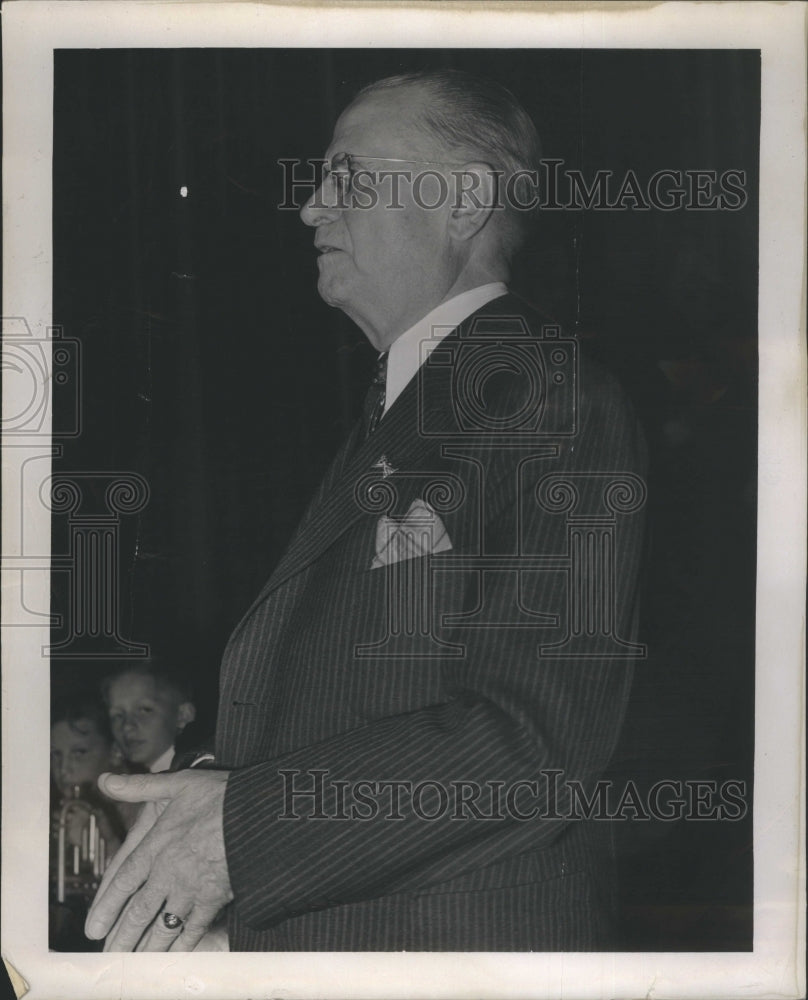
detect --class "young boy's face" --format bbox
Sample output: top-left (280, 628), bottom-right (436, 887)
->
top-left (107, 672), bottom-right (194, 768)
top-left (51, 718), bottom-right (114, 796)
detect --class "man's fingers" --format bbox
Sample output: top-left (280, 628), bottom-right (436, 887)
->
top-left (97, 770), bottom-right (186, 803)
top-left (101, 877), bottom-right (167, 952)
top-left (167, 904), bottom-right (223, 953)
top-left (87, 774), bottom-right (182, 939)
top-left (87, 846), bottom-right (153, 944)
top-left (85, 800), bottom-right (164, 939)
top-left (85, 769), bottom-right (232, 951)
top-left (135, 895), bottom-right (195, 952)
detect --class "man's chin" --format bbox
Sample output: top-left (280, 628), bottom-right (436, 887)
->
top-left (316, 275), bottom-right (348, 310)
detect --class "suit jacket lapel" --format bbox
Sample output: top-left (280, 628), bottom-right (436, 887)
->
top-left (234, 293), bottom-right (521, 624)
top-left (260, 369), bottom-right (444, 596)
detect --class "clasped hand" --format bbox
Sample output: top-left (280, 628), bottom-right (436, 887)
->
top-left (85, 769), bottom-right (233, 951)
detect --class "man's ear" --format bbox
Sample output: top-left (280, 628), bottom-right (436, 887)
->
top-left (176, 702), bottom-right (197, 731)
top-left (448, 162), bottom-right (498, 241)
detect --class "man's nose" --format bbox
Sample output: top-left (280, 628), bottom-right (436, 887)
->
top-left (300, 178), bottom-right (343, 227)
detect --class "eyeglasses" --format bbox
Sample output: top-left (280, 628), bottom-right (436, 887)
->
top-left (322, 152), bottom-right (466, 197)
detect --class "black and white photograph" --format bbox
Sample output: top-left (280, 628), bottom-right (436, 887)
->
top-left (2, 3), bottom-right (805, 998)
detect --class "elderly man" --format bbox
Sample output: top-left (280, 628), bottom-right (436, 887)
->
top-left (86, 69), bottom-right (646, 952)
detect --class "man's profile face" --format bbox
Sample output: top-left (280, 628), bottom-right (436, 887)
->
top-left (301, 87), bottom-right (460, 350)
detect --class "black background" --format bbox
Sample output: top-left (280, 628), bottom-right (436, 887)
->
top-left (51, 48), bottom-right (758, 950)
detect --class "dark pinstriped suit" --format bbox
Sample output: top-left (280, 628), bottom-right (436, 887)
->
top-left (215, 294), bottom-right (647, 950)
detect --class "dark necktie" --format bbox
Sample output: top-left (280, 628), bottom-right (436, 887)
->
top-left (361, 352), bottom-right (388, 440)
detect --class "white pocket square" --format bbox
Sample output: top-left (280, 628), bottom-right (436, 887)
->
top-left (371, 499), bottom-right (453, 569)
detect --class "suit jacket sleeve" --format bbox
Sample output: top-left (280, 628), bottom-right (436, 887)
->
top-left (220, 349), bottom-right (647, 930)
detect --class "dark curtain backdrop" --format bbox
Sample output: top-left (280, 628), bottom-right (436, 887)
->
top-left (51, 49), bottom-right (759, 949)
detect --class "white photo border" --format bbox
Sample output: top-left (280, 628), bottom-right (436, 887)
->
top-left (2, 2), bottom-right (805, 998)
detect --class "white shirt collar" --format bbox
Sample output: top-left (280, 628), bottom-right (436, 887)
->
top-left (149, 745), bottom-right (175, 773)
top-left (383, 283), bottom-right (508, 416)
